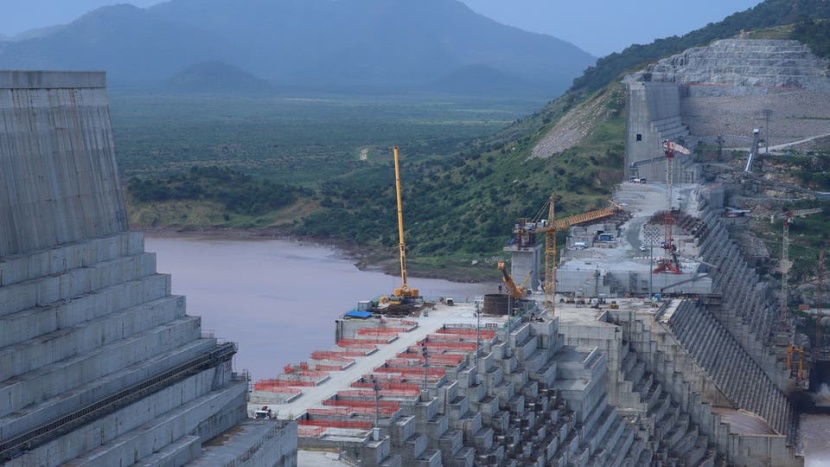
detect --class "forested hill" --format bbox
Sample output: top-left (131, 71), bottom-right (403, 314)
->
top-left (570, 0), bottom-right (830, 95)
top-left (303, 0), bottom-right (830, 273)
top-left (124, 0), bottom-right (830, 279)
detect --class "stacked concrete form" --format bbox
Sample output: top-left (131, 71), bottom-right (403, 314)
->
top-left (0, 71), bottom-right (295, 466)
top-left (267, 305), bottom-right (655, 466)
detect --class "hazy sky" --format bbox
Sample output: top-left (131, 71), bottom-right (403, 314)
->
top-left (1, 0), bottom-right (762, 56)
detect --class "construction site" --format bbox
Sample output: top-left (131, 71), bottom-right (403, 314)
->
top-left (2, 37), bottom-right (830, 467)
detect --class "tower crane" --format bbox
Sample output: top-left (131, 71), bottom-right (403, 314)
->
top-left (816, 250), bottom-right (824, 360)
top-left (514, 193), bottom-right (625, 314)
top-left (390, 146), bottom-right (419, 304)
top-left (652, 211), bottom-right (682, 275)
top-left (775, 208), bottom-right (821, 344)
top-left (663, 140), bottom-right (690, 210)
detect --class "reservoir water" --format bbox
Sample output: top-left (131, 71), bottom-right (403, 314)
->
top-left (144, 234), bottom-right (497, 382)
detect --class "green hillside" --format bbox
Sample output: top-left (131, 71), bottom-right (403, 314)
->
top-left (125, 0), bottom-right (830, 280)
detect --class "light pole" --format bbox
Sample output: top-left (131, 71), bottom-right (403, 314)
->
top-left (370, 375), bottom-right (381, 441)
top-left (475, 301), bottom-right (481, 369)
top-left (649, 245), bottom-right (654, 299)
top-left (421, 342), bottom-right (429, 392)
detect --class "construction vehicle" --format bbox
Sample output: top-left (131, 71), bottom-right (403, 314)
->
top-left (388, 147), bottom-right (420, 306)
top-left (514, 193), bottom-right (625, 314)
top-left (497, 261), bottom-right (529, 300)
top-left (786, 345), bottom-right (806, 383)
top-left (254, 406), bottom-right (273, 420)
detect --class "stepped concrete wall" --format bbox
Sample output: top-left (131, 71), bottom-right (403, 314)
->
top-left (627, 39), bottom-right (830, 150)
top-left (0, 71), bottom-right (290, 466)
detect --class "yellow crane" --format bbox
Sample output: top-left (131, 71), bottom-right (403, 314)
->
top-left (497, 261), bottom-right (528, 300)
top-left (515, 193), bottom-right (625, 313)
top-left (390, 146), bottom-right (419, 303)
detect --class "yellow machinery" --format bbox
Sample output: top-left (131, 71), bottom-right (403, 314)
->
top-left (515, 193), bottom-right (625, 314)
top-left (390, 146), bottom-right (419, 303)
top-left (497, 261), bottom-right (528, 300)
top-left (786, 344), bottom-right (805, 381)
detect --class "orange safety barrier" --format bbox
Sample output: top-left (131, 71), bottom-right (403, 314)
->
top-left (394, 352), bottom-right (465, 364)
top-left (307, 407), bottom-right (352, 416)
top-left (298, 419), bottom-right (373, 430)
top-left (253, 380), bottom-right (316, 389)
top-left (336, 339), bottom-right (384, 349)
top-left (357, 327), bottom-right (407, 335)
top-left (311, 350), bottom-right (367, 359)
top-left (315, 363), bottom-right (349, 372)
top-left (384, 358), bottom-right (422, 367)
top-left (297, 425), bottom-right (326, 438)
top-left (351, 381), bottom-right (420, 393)
top-left (436, 328), bottom-right (497, 339)
top-left (253, 386), bottom-right (302, 394)
top-left (310, 354), bottom-right (354, 362)
top-left (336, 387), bottom-right (420, 399)
top-left (324, 399), bottom-right (400, 409)
top-left (358, 374), bottom-right (408, 384)
top-left (349, 405), bottom-right (400, 416)
top-left (425, 333), bottom-right (476, 342)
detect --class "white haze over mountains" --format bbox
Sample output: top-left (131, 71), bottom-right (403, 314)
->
top-left (3, 0), bottom-right (761, 56)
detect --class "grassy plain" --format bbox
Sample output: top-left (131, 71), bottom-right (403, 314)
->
top-left (109, 92), bottom-right (544, 185)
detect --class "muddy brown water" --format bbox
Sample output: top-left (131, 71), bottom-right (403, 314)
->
top-left (145, 234), bottom-right (496, 382)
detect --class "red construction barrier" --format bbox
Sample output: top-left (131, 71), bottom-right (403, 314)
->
top-left (253, 379), bottom-right (315, 389)
top-left (311, 350), bottom-right (367, 359)
top-left (253, 386), bottom-right (302, 394)
top-left (373, 366), bottom-right (446, 379)
top-left (336, 339), bottom-right (384, 349)
top-left (325, 399), bottom-right (400, 409)
top-left (351, 381), bottom-right (420, 393)
top-left (308, 407), bottom-right (351, 416)
top-left (357, 327), bottom-right (407, 335)
top-left (436, 328), bottom-right (496, 339)
top-left (422, 341), bottom-right (478, 352)
top-left (298, 419), bottom-right (372, 430)
top-left (315, 363), bottom-right (350, 372)
top-left (297, 426), bottom-right (326, 438)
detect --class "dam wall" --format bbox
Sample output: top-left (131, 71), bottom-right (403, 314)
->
top-left (0, 71), bottom-right (127, 257)
top-left (0, 71), bottom-right (291, 466)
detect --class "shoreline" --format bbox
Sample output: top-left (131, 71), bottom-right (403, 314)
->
top-left (137, 227), bottom-right (490, 283)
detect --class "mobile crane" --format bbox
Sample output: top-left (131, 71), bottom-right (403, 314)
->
top-left (389, 146), bottom-right (420, 305)
top-left (497, 261), bottom-right (529, 300)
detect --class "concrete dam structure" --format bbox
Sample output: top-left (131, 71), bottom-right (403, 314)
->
top-left (0, 71), bottom-right (296, 466)
top-left (624, 39), bottom-right (830, 183)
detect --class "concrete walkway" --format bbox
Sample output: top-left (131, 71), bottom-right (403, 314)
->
top-left (249, 303), bottom-right (506, 419)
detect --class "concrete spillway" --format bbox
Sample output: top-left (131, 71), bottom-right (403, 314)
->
top-left (0, 71), bottom-right (296, 466)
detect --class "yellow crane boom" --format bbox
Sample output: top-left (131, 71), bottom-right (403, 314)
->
top-left (517, 193), bottom-right (624, 313)
top-left (498, 261), bottom-right (527, 300)
top-left (392, 146), bottom-right (419, 300)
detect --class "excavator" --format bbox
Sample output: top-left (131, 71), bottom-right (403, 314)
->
top-left (497, 261), bottom-right (529, 300)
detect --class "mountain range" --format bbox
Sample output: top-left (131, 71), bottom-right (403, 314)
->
top-left (0, 0), bottom-right (596, 97)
